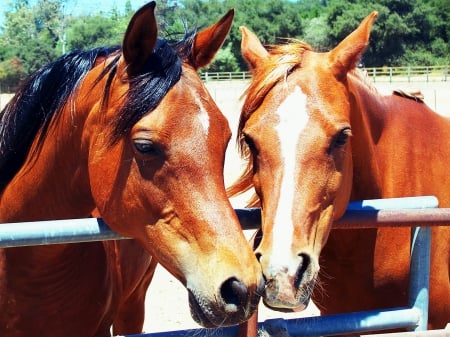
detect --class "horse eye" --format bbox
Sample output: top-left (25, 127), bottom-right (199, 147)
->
top-left (332, 127), bottom-right (351, 148)
top-left (133, 139), bottom-right (161, 156)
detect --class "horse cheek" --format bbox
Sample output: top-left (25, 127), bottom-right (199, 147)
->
top-left (88, 140), bottom-right (131, 226)
top-left (333, 144), bottom-right (353, 220)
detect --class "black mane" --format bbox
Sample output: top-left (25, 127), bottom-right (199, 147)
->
top-left (0, 30), bottom-right (196, 190)
top-left (0, 47), bottom-right (117, 189)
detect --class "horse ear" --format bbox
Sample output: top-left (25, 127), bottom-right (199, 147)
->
top-left (240, 26), bottom-right (269, 70)
top-left (328, 11), bottom-right (378, 79)
top-left (189, 9), bottom-right (234, 69)
top-left (121, 1), bottom-right (157, 77)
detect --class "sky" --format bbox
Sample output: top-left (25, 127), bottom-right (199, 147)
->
top-left (0, 0), bottom-right (152, 28)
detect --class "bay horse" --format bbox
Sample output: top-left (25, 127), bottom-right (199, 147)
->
top-left (230, 11), bottom-right (449, 331)
top-left (0, 2), bottom-right (264, 336)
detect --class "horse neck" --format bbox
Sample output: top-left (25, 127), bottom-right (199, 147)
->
top-left (0, 85), bottom-right (96, 223)
top-left (347, 73), bottom-right (386, 200)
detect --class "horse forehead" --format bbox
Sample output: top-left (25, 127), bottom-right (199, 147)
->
top-left (143, 75), bottom-right (230, 141)
top-left (185, 82), bottom-right (231, 139)
top-left (247, 85), bottom-right (309, 138)
top-left (275, 86), bottom-right (309, 124)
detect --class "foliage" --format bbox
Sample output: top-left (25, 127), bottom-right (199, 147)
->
top-left (0, 0), bottom-right (448, 91)
top-left (203, 43), bottom-right (240, 72)
top-left (0, 57), bottom-right (23, 91)
top-left (0, 0), bottom-right (63, 75)
top-left (66, 15), bottom-right (127, 50)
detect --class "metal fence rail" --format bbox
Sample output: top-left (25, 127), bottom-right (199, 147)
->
top-left (0, 196), bottom-right (444, 248)
top-left (199, 66), bottom-right (449, 83)
top-left (1, 196), bottom-right (449, 337)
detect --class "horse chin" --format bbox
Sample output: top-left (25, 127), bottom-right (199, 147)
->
top-left (188, 290), bottom-right (253, 328)
top-left (263, 299), bottom-right (309, 313)
top-left (262, 274), bottom-right (314, 311)
top-left (262, 293), bottom-right (310, 312)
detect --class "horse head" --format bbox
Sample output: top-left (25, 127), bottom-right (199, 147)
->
top-left (86, 3), bottom-right (265, 327)
top-left (0, 2), bottom-right (264, 329)
top-left (234, 12), bottom-right (378, 310)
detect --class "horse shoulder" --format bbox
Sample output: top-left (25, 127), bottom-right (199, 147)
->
top-left (0, 244), bottom-right (119, 335)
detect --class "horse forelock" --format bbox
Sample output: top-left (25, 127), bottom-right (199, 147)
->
top-left (238, 41), bottom-right (312, 156)
top-left (229, 41), bottom-right (311, 204)
top-left (108, 31), bottom-right (197, 144)
top-left (0, 47), bottom-right (117, 190)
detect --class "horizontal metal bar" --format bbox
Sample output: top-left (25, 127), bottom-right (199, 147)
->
top-left (1, 197), bottom-right (449, 248)
top-left (346, 196), bottom-right (439, 210)
top-left (333, 208), bottom-right (450, 229)
top-left (124, 326), bottom-right (240, 337)
top-left (261, 307), bottom-right (421, 337)
top-left (122, 307), bottom-right (421, 337)
top-left (238, 208), bottom-right (450, 230)
top-left (363, 326), bottom-right (450, 337)
top-left (0, 218), bottom-right (129, 248)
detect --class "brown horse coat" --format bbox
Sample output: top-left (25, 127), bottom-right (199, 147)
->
top-left (232, 12), bottom-right (449, 330)
top-left (0, 3), bottom-right (263, 336)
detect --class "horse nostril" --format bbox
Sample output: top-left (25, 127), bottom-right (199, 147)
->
top-left (255, 252), bottom-right (262, 262)
top-left (220, 277), bottom-right (248, 307)
top-left (294, 253), bottom-right (311, 288)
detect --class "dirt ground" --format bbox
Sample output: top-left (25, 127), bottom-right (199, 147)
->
top-left (0, 79), bottom-right (448, 334)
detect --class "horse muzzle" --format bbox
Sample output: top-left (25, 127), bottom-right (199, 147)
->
top-left (262, 271), bottom-right (313, 310)
top-left (259, 252), bottom-right (318, 311)
top-left (188, 276), bottom-right (265, 327)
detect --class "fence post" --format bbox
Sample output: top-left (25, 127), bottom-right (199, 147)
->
top-left (409, 226), bottom-right (431, 331)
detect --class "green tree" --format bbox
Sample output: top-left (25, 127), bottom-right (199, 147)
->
top-left (204, 42), bottom-right (239, 72)
top-left (223, 0), bottom-right (304, 69)
top-left (0, 0), bottom-right (447, 88)
top-left (0, 0), bottom-right (64, 74)
top-left (325, 0), bottom-right (448, 66)
top-left (0, 57), bottom-right (24, 92)
top-left (302, 15), bottom-right (331, 51)
top-left (66, 15), bottom-right (125, 50)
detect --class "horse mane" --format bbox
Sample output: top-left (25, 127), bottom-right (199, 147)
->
top-left (348, 67), bottom-right (380, 94)
top-left (0, 46), bottom-right (118, 190)
top-left (228, 40), bottom-right (312, 206)
top-left (0, 29), bottom-right (196, 190)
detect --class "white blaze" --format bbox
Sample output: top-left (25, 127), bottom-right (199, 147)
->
top-left (195, 96), bottom-right (210, 135)
top-left (269, 86), bottom-right (309, 274)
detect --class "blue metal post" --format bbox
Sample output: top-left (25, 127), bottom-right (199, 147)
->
top-left (409, 226), bottom-right (431, 331)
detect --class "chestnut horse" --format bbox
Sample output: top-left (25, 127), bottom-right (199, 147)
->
top-left (0, 2), bottom-right (264, 336)
top-left (230, 11), bottom-right (449, 331)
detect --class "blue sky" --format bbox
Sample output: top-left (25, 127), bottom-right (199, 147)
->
top-left (62, 0), bottom-right (150, 16)
top-left (0, 0), bottom-right (151, 27)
